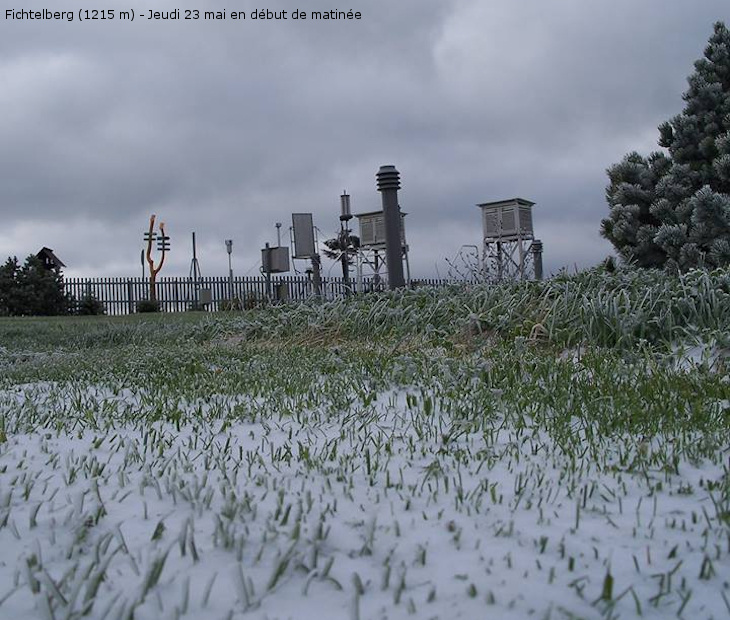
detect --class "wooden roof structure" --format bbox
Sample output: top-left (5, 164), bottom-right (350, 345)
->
top-left (36, 247), bottom-right (66, 270)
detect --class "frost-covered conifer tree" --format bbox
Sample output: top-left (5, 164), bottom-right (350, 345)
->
top-left (602, 22), bottom-right (730, 270)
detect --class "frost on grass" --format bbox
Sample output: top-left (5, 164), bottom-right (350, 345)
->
top-left (1, 338), bottom-right (729, 620)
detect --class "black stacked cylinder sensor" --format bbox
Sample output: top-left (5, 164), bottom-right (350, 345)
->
top-left (376, 165), bottom-right (405, 290)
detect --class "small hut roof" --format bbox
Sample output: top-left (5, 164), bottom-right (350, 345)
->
top-left (36, 247), bottom-right (66, 268)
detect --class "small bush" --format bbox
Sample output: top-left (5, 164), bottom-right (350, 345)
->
top-left (136, 299), bottom-right (161, 313)
top-left (76, 293), bottom-right (106, 316)
top-left (220, 298), bottom-right (243, 311)
top-left (244, 294), bottom-right (269, 310)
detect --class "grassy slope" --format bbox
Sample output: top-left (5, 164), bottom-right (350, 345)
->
top-left (0, 266), bottom-right (729, 618)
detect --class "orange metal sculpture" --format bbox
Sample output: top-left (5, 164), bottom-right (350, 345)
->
top-left (145, 214), bottom-right (169, 303)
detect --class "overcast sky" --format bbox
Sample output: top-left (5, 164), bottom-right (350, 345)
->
top-left (1, 0), bottom-right (728, 280)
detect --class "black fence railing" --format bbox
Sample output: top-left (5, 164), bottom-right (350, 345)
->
top-left (64, 276), bottom-right (453, 315)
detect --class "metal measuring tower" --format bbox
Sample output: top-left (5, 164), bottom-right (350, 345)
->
top-left (377, 165), bottom-right (406, 289)
top-left (338, 192), bottom-right (354, 295)
top-left (290, 213), bottom-right (322, 298)
top-left (225, 239), bottom-right (234, 303)
top-left (353, 209), bottom-right (409, 292)
top-left (351, 165), bottom-right (410, 292)
top-left (261, 223), bottom-right (291, 301)
top-left (477, 198), bottom-right (543, 282)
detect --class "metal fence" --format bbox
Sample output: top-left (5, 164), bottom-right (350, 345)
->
top-left (64, 276), bottom-right (452, 315)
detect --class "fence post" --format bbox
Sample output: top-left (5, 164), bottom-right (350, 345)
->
top-left (127, 280), bottom-right (134, 314)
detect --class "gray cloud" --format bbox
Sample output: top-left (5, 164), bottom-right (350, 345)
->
top-left (0, 0), bottom-right (728, 279)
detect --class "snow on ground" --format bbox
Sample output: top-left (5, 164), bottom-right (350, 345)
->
top-left (671, 341), bottom-right (729, 374)
top-left (1, 380), bottom-right (729, 620)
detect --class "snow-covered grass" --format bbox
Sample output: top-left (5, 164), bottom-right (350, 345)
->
top-left (1, 268), bottom-right (729, 619)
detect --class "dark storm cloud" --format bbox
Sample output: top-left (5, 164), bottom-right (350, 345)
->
top-left (0, 0), bottom-right (728, 277)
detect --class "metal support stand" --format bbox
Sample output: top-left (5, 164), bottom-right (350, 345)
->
top-left (225, 239), bottom-right (234, 306)
top-left (532, 240), bottom-right (544, 281)
top-left (264, 242), bottom-right (272, 300)
top-left (339, 192), bottom-right (353, 297)
top-left (188, 232), bottom-right (203, 309)
top-left (483, 238), bottom-right (543, 282)
top-left (311, 254), bottom-right (322, 298)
